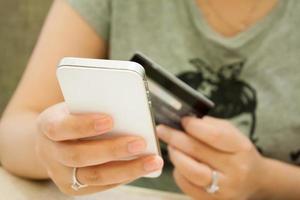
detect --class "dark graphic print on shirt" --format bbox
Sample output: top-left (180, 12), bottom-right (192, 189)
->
top-left (176, 58), bottom-right (300, 164)
top-left (177, 58), bottom-right (261, 150)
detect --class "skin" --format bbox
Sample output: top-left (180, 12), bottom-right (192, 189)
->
top-left (196, 0), bottom-right (279, 37)
top-left (0, 0), bottom-right (163, 195)
top-left (157, 117), bottom-right (300, 200)
top-left (0, 0), bottom-right (299, 199)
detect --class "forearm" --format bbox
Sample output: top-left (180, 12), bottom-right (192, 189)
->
top-left (256, 158), bottom-right (300, 200)
top-left (0, 111), bottom-right (49, 179)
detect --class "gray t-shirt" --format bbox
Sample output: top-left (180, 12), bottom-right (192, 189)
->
top-left (68, 0), bottom-right (300, 192)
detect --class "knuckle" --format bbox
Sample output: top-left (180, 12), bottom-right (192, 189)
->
top-left (190, 167), bottom-right (211, 187)
top-left (109, 140), bottom-right (123, 159)
top-left (44, 119), bottom-right (60, 141)
top-left (240, 141), bottom-right (253, 152)
top-left (230, 157), bottom-right (251, 176)
top-left (59, 144), bottom-right (84, 167)
top-left (70, 151), bottom-right (83, 166)
top-left (71, 119), bottom-right (87, 135)
top-left (103, 138), bottom-right (126, 160)
top-left (66, 151), bottom-right (83, 167)
top-left (110, 145), bottom-right (121, 159)
top-left (202, 172), bottom-right (212, 186)
top-left (84, 168), bottom-right (105, 185)
top-left (189, 169), bottom-right (203, 181)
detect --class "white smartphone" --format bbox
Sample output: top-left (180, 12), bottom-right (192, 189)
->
top-left (56, 57), bottom-right (162, 178)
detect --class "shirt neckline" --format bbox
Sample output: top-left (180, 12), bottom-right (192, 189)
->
top-left (185, 0), bottom-right (288, 48)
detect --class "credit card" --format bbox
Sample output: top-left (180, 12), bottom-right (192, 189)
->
top-left (130, 53), bottom-right (215, 130)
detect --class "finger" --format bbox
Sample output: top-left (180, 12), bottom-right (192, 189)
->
top-left (36, 132), bottom-right (129, 196)
top-left (58, 178), bottom-right (123, 196)
top-left (173, 170), bottom-right (214, 200)
top-left (157, 125), bottom-right (227, 169)
top-left (77, 155), bottom-right (164, 186)
top-left (43, 152), bottom-right (126, 196)
top-left (55, 136), bottom-right (147, 167)
top-left (168, 146), bottom-right (223, 188)
top-left (181, 116), bottom-right (252, 153)
top-left (38, 103), bottom-right (113, 141)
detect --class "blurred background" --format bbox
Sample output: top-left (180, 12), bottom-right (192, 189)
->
top-left (0, 0), bottom-right (52, 114)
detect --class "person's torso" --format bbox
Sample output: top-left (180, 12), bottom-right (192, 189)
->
top-left (69, 0), bottom-right (300, 192)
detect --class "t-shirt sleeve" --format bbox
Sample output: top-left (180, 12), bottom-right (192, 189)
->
top-left (67, 0), bottom-right (111, 41)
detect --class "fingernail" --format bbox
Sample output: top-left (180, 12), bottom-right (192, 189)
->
top-left (94, 116), bottom-right (113, 133)
top-left (143, 156), bottom-right (164, 172)
top-left (127, 139), bottom-right (146, 154)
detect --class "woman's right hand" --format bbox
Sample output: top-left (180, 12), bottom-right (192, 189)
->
top-left (35, 102), bottom-right (163, 195)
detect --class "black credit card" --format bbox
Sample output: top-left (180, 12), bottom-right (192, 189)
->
top-left (130, 53), bottom-right (215, 130)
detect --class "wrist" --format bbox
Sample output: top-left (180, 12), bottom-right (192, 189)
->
top-left (250, 157), bottom-right (274, 200)
top-left (251, 157), bottom-right (300, 200)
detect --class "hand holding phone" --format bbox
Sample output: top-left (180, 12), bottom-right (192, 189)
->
top-left (36, 102), bottom-right (164, 196)
top-left (56, 57), bottom-right (162, 178)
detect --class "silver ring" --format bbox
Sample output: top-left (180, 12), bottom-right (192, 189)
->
top-left (205, 170), bottom-right (220, 194)
top-left (71, 168), bottom-right (88, 191)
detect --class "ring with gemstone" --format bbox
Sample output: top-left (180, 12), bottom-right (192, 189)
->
top-left (71, 167), bottom-right (88, 191)
top-left (205, 170), bottom-right (220, 194)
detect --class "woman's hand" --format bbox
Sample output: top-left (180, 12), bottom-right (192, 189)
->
top-left (36, 102), bottom-right (163, 196)
top-left (157, 116), bottom-right (266, 200)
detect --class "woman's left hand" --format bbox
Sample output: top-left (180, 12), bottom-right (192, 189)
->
top-left (157, 116), bottom-right (266, 200)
